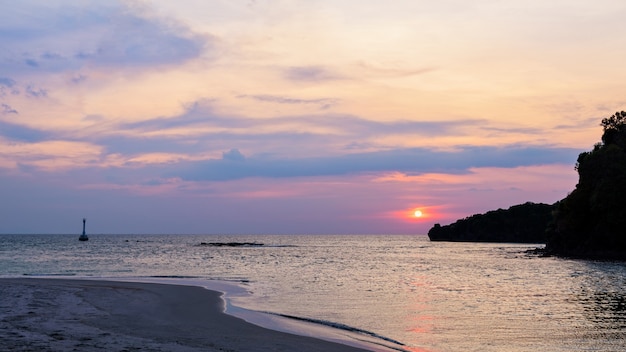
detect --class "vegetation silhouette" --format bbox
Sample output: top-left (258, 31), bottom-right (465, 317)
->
top-left (546, 111), bottom-right (626, 259)
top-left (428, 202), bottom-right (553, 243)
top-left (429, 111), bottom-right (626, 259)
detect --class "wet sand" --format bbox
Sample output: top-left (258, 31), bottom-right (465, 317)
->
top-left (0, 278), bottom-right (370, 351)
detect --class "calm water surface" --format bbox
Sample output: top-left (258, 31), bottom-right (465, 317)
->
top-left (1, 234), bottom-right (625, 351)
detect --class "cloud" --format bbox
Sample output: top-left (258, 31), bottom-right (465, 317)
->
top-left (284, 66), bottom-right (342, 82)
top-left (0, 1), bottom-right (212, 75)
top-left (238, 94), bottom-right (338, 108)
top-left (0, 75), bottom-right (47, 99)
top-left (0, 92), bottom-right (569, 177)
top-left (481, 126), bottom-right (543, 135)
top-left (80, 102), bottom-right (487, 163)
top-left (318, 115), bottom-right (484, 137)
top-left (80, 8), bottom-right (210, 67)
top-left (0, 77), bottom-right (20, 97)
top-left (222, 148), bottom-right (246, 161)
top-left (1, 104), bottom-right (18, 115)
top-left (356, 62), bottom-right (438, 78)
top-left (0, 120), bottom-right (48, 142)
top-left (25, 85), bottom-right (47, 98)
top-left (0, 140), bottom-right (103, 171)
top-left (180, 145), bottom-right (580, 181)
top-left (0, 78), bottom-right (16, 87)
top-left (71, 74), bottom-right (87, 84)
top-left (553, 117), bottom-right (600, 130)
top-left (109, 100), bottom-right (484, 143)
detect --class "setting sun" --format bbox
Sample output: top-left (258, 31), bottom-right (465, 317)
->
top-left (414, 210), bottom-right (423, 218)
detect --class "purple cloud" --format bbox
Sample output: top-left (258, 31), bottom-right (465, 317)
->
top-left (0, 1), bottom-right (212, 75)
top-left (284, 66), bottom-right (342, 82)
top-left (1, 104), bottom-right (18, 115)
top-left (0, 78), bottom-right (16, 87)
top-left (239, 94), bottom-right (338, 108)
top-left (222, 148), bottom-right (246, 161)
top-left (0, 120), bottom-right (49, 142)
top-left (0, 78), bottom-right (19, 97)
top-left (25, 85), bottom-right (47, 98)
top-left (179, 145), bottom-right (580, 181)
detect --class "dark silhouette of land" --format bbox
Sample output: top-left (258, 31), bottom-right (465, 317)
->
top-left (430, 111), bottom-right (626, 260)
top-left (428, 202), bottom-right (553, 243)
top-left (546, 111), bottom-right (626, 259)
top-left (198, 242), bottom-right (264, 247)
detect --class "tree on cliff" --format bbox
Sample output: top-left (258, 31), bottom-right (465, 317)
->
top-left (546, 111), bottom-right (626, 259)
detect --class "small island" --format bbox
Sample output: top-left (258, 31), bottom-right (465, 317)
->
top-left (198, 242), bottom-right (264, 247)
top-left (428, 202), bottom-right (554, 243)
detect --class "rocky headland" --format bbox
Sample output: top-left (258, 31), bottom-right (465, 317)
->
top-left (428, 202), bottom-right (553, 243)
top-left (545, 111), bottom-right (626, 259)
top-left (429, 111), bottom-right (626, 260)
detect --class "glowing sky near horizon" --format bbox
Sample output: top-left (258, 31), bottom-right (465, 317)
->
top-left (1, 0), bottom-right (624, 234)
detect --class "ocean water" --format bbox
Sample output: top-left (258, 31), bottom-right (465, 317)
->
top-left (1, 234), bottom-right (625, 352)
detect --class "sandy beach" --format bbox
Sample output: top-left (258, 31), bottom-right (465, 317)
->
top-left (0, 278), bottom-right (371, 352)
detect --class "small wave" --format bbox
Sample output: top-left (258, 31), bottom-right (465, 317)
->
top-left (208, 276), bottom-right (252, 284)
top-left (149, 275), bottom-right (201, 279)
top-left (265, 312), bottom-right (407, 348)
top-left (23, 273), bottom-right (77, 276)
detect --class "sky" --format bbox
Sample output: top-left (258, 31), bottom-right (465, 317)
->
top-left (1, 0), bottom-right (625, 235)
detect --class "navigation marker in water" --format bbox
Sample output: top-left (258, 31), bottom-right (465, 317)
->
top-left (79, 218), bottom-right (88, 241)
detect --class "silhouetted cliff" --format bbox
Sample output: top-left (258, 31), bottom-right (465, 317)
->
top-left (428, 202), bottom-right (553, 243)
top-left (546, 111), bottom-right (626, 259)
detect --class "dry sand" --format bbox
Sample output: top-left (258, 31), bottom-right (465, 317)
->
top-left (0, 278), bottom-right (371, 351)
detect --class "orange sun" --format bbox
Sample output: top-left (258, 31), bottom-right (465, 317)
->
top-left (413, 210), bottom-right (423, 218)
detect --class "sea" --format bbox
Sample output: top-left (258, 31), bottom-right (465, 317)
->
top-left (1, 234), bottom-right (625, 352)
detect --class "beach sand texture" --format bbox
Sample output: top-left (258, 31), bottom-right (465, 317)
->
top-left (0, 278), bottom-right (369, 351)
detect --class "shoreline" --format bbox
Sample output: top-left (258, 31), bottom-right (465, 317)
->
top-left (0, 278), bottom-right (400, 352)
